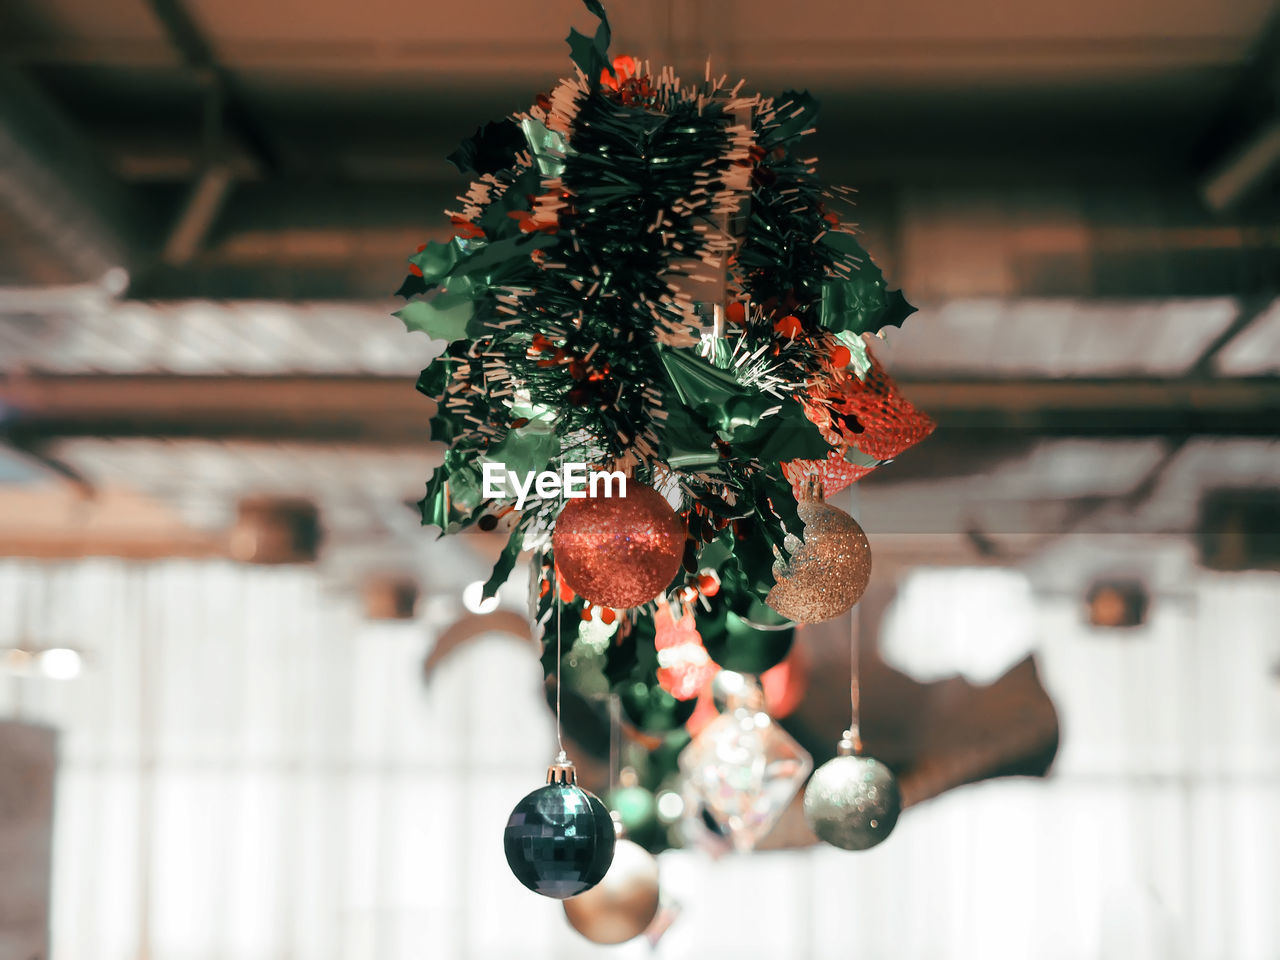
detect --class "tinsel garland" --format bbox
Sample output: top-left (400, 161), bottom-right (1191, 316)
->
top-left (397, 0), bottom-right (934, 763)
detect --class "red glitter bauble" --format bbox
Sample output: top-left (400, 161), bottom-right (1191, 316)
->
top-left (552, 484), bottom-right (685, 609)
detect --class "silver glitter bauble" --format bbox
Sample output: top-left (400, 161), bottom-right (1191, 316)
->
top-left (563, 839), bottom-right (660, 944)
top-left (766, 478), bottom-right (872, 624)
top-left (803, 753), bottom-right (901, 851)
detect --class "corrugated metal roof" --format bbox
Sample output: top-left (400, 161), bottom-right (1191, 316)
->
top-left (0, 293), bottom-right (1259, 378)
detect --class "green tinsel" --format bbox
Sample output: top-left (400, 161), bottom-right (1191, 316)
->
top-left (397, 0), bottom-right (917, 701)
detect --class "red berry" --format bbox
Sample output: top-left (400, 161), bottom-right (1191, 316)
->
top-left (775, 315), bottom-right (803, 338)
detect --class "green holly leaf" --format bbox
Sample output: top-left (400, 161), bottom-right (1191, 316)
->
top-left (567, 26), bottom-right (610, 86)
top-left (428, 408), bottom-right (465, 445)
top-left (833, 329), bottom-right (874, 377)
top-left (567, 0), bottom-right (613, 88)
top-left (408, 237), bottom-right (467, 288)
top-left (447, 119), bottom-right (525, 176)
top-left (724, 521), bottom-right (778, 599)
top-left (881, 288), bottom-right (918, 329)
top-left (482, 526), bottom-right (524, 599)
top-left (656, 400), bottom-right (719, 469)
top-left (395, 293), bottom-right (473, 342)
top-left (418, 468), bottom-right (450, 533)
top-left (760, 90), bottom-right (821, 146)
top-left (820, 231), bottom-right (916, 337)
top-left (483, 421), bottom-right (558, 481)
top-left (520, 117), bottom-right (569, 178)
top-left (731, 399), bottom-right (833, 463)
top-left (476, 166), bottom-right (542, 240)
top-left (395, 273), bottom-right (428, 299)
top-left (416, 357), bottom-right (453, 397)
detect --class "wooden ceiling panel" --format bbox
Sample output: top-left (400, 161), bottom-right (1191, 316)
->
top-left (729, 0), bottom-right (1274, 44)
top-left (1, 0), bottom-right (168, 47)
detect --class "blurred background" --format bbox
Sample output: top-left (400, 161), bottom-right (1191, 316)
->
top-left (1, 0), bottom-right (1279, 958)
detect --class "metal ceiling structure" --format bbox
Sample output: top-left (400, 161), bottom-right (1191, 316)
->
top-left (0, 0), bottom-right (1277, 575)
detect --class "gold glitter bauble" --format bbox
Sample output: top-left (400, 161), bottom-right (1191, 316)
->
top-left (766, 481), bottom-right (872, 624)
top-left (553, 484), bottom-right (685, 609)
top-left (803, 754), bottom-right (901, 851)
top-left (562, 838), bottom-right (661, 944)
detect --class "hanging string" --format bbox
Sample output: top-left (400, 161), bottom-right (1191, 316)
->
top-left (554, 565), bottom-right (566, 760)
top-left (608, 693), bottom-right (621, 792)
top-left (846, 483), bottom-right (863, 755)
top-left (847, 606), bottom-right (862, 755)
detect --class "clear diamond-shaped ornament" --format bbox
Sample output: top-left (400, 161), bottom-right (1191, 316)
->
top-left (678, 680), bottom-right (812, 852)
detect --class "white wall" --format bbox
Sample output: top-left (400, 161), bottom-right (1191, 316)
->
top-left (0, 557), bottom-right (1276, 960)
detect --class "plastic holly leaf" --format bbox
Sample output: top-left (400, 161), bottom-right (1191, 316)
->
top-left (409, 237), bottom-right (466, 289)
top-left (760, 90), bottom-right (821, 146)
top-left (660, 347), bottom-right (746, 411)
top-left (447, 119), bottom-right (526, 176)
top-left (753, 467), bottom-right (804, 553)
top-left (395, 293), bottom-right (473, 343)
top-left (455, 232), bottom-right (556, 279)
top-left (395, 273), bottom-right (428, 299)
top-left (731, 400), bottom-right (833, 463)
top-left (520, 117), bottom-right (569, 178)
top-left (418, 446), bottom-right (486, 533)
top-left (567, 0), bottom-right (613, 87)
top-left (657, 402), bottom-right (720, 470)
top-left (697, 536), bottom-right (733, 572)
top-left (482, 526), bottom-right (524, 600)
top-left (428, 408), bottom-right (465, 445)
top-left (483, 421), bottom-right (558, 481)
top-left (419, 468), bottom-right (450, 533)
top-left (879, 288), bottom-right (918, 330)
top-left (476, 166), bottom-right (542, 240)
top-left (416, 357), bottom-right (453, 398)
top-left (724, 521), bottom-right (780, 599)
top-left (820, 232), bottom-right (916, 337)
top-left (832, 330), bottom-right (874, 378)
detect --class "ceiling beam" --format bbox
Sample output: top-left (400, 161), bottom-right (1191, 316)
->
top-left (114, 175), bottom-right (1280, 300)
top-left (161, 162), bottom-right (235, 265)
top-left (143, 0), bottom-right (281, 175)
top-left (0, 374), bottom-right (434, 445)
top-left (0, 67), bottom-right (148, 285)
top-left (1, 374), bottom-right (1277, 446)
top-left (1196, 9), bottom-right (1280, 212)
top-left (1189, 295), bottom-right (1273, 375)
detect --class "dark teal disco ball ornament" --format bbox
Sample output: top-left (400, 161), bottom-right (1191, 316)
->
top-left (504, 757), bottom-right (616, 899)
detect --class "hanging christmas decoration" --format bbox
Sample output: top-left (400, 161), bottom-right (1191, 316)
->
top-left (563, 832), bottom-right (662, 944)
top-left (399, 0), bottom-right (931, 861)
top-left (766, 476), bottom-right (873, 624)
top-left (564, 699), bottom-right (662, 944)
top-left (607, 768), bottom-right (661, 850)
top-left (803, 596), bottom-right (901, 851)
top-left (553, 484), bottom-right (685, 608)
top-left (678, 675), bottom-right (811, 852)
top-left (652, 602), bottom-right (717, 700)
top-left (804, 741), bottom-right (902, 851)
top-left (505, 753), bottom-right (617, 898)
top-left (700, 603), bottom-right (795, 675)
top-left (399, 0), bottom-right (933, 658)
top-left (506, 582), bottom-right (617, 897)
